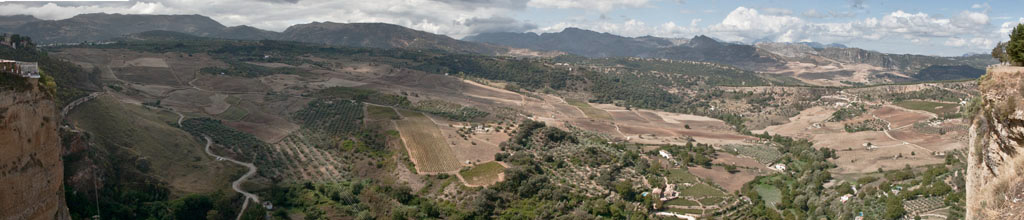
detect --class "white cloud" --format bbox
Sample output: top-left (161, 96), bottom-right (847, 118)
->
top-left (526, 0), bottom-right (647, 12)
top-left (0, 2), bottom-right (175, 20)
top-left (534, 19), bottom-right (697, 38)
top-left (708, 6), bottom-right (804, 42)
top-left (944, 38), bottom-right (967, 47)
top-left (999, 17), bottom-right (1024, 40)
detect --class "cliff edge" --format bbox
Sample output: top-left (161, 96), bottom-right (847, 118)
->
top-left (967, 65), bottom-right (1024, 219)
top-left (0, 77), bottom-right (70, 220)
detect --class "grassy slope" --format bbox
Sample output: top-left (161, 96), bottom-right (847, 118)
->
top-left (566, 98), bottom-right (613, 120)
top-left (459, 161), bottom-right (505, 185)
top-left (70, 96), bottom-right (242, 196)
top-left (366, 105), bottom-right (400, 120)
top-left (894, 100), bottom-right (959, 115)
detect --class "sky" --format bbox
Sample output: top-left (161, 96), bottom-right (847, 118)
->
top-left (0, 0), bottom-right (1022, 56)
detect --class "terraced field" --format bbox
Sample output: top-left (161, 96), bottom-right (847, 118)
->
top-left (395, 110), bottom-right (462, 173)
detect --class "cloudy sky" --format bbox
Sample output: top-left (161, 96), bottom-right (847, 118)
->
top-left (1, 0), bottom-right (1021, 56)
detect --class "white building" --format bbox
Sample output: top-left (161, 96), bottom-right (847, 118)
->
top-left (770, 163), bottom-right (787, 171)
top-left (840, 194), bottom-right (853, 203)
top-left (659, 150), bottom-right (673, 159)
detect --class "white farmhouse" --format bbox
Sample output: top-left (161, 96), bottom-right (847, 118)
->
top-left (659, 150), bottom-right (673, 159)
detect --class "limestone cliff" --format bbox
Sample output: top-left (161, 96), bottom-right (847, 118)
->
top-left (967, 66), bottom-right (1024, 219)
top-left (0, 79), bottom-right (70, 220)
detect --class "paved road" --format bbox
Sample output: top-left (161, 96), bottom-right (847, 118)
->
top-left (202, 135), bottom-right (260, 220)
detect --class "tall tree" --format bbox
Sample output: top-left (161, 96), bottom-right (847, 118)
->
top-left (1007, 23), bottom-right (1024, 65)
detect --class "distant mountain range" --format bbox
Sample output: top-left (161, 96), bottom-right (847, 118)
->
top-left (1, 13), bottom-right (509, 55)
top-left (467, 29), bottom-right (996, 83)
top-left (0, 13), bottom-right (998, 83)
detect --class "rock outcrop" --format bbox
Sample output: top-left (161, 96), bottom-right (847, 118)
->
top-left (0, 80), bottom-right (70, 220)
top-left (967, 65), bottom-right (1024, 219)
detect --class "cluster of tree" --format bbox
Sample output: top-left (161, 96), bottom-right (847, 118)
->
top-left (412, 54), bottom-right (575, 91)
top-left (857, 87), bottom-right (968, 103)
top-left (828, 103), bottom-right (867, 122)
top-left (658, 142), bottom-right (716, 167)
top-left (735, 133), bottom-right (846, 219)
top-left (264, 180), bottom-right (457, 219)
top-left (844, 119), bottom-right (888, 132)
top-left (993, 23), bottom-right (1024, 65)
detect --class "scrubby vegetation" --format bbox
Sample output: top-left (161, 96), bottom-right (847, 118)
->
top-left (844, 119), bottom-right (888, 132)
top-left (828, 103), bottom-right (867, 122)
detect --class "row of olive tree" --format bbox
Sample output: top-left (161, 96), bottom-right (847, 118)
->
top-left (993, 23), bottom-right (1024, 65)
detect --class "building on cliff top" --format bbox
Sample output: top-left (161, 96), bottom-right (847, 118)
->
top-left (0, 59), bottom-right (40, 79)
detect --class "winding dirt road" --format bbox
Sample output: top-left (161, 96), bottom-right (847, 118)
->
top-left (201, 135), bottom-right (260, 220)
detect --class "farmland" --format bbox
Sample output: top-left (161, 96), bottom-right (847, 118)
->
top-left (394, 110), bottom-right (462, 173)
top-left (894, 100), bottom-right (960, 116)
top-left (668, 168), bottom-right (700, 184)
top-left (754, 184), bottom-right (782, 207)
top-left (366, 105), bottom-right (400, 120)
top-left (724, 144), bottom-right (782, 165)
top-left (458, 161), bottom-right (506, 186)
top-left (566, 98), bottom-right (612, 120)
top-left (216, 105), bottom-right (249, 121)
top-left (292, 99), bottom-right (364, 135)
top-left (412, 99), bottom-right (489, 121)
top-left (264, 133), bottom-right (349, 182)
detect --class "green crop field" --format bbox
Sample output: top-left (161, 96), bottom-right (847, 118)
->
top-left (459, 161), bottom-right (505, 186)
top-left (679, 183), bottom-right (726, 197)
top-left (725, 144), bottom-right (782, 165)
top-left (664, 198), bottom-right (699, 207)
top-left (668, 168), bottom-right (699, 184)
top-left (217, 105), bottom-right (249, 121)
top-left (894, 100), bottom-right (959, 115)
top-left (566, 98), bottom-right (613, 120)
top-left (755, 184), bottom-right (782, 206)
top-left (699, 197), bottom-right (725, 206)
top-left (366, 105), bottom-right (400, 120)
top-left (667, 208), bottom-right (703, 215)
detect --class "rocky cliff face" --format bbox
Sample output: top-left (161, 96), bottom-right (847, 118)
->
top-left (967, 66), bottom-right (1024, 219)
top-left (0, 80), bottom-right (70, 220)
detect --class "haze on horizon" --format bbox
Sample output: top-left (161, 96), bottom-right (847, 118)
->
top-left (0, 0), bottom-right (1021, 56)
